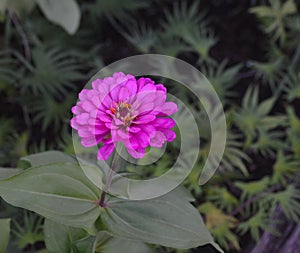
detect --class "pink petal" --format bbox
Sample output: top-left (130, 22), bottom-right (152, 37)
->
top-left (71, 105), bottom-right (83, 115)
top-left (137, 102), bottom-right (155, 114)
top-left (109, 85), bottom-right (121, 102)
top-left (76, 113), bottom-right (90, 125)
top-left (133, 114), bottom-right (156, 124)
top-left (159, 129), bottom-right (176, 141)
top-left (101, 94), bottom-right (113, 109)
top-left (129, 126), bottom-right (141, 133)
top-left (153, 118), bottom-right (176, 128)
top-left (136, 77), bottom-right (146, 91)
top-left (158, 102), bottom-right (178, 116)
top-left (152, 90), bottom-right (166, 106)
top-left (97, 112), bottom-right (112, 123)
top-left (150, 131), bottom-right (166, 147)
top-left (78, 129), bottom-right (92, 138)
top-left (136, 131), bottom-right (150, 148)
top-left (78, 90), bottom-right (89, 100)
top-left (98, 143), bottom-right (115, 160)
top-left (134, 90), bottom-right (156, 104)
top-left (138, 125), bottom-right (156, 138)
top-left (91, 95), bottom-right (101, 108)
top-left (113, 72), bottom-right (126, 79)
top-left (125, 79), bottom-right (137, 97)
top-left (128, 136), bottom-right (139, 150)
top-left (126, 147), bottom-right (145, 159)
top-left (70, 118), bottom-right (79, 129)
top-left (92, 79), bottom-right (102, 90)
top-left (118, 86), bottom-right (130, 101)
top-left (89, 125), bottom-right (108, 135)
top-left (81, 136), bottom-right (101, 147)
top-left (111, 128), bottom-right (129, 141)
top-left (155, 84), bottom-right (167, 93)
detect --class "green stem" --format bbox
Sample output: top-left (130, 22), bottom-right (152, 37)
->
top-left (99, 147), bottom-right (121, 207)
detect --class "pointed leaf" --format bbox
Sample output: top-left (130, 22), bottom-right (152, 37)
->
top-left (37, 0), bottom-right (81, 34)
top-left (21, 151), bottom-right (76, 167)
top-left (258, 97), bottom-right (276, 116)
top-left (44, 219), bottom-right (90, 253)
top-left (0, 219), bottom-right (10, 253)
top-left (0, 168), bottom-right (21, 180)
top-left (102, 189), bottom-right (223, 251)
top-left (79, 160), bottom-right (104, 189)
top-left (0, 163), bottom-right (101, 228)
top-left (103, 237), bottom-right (153, 253)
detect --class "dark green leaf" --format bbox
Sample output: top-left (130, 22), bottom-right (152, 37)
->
top-left (0, 163), bottom-right (101, 228)
top-left (102, 189), bottom-right (223, 251)
top-left (21, 151), bottom-right (76, 167)
top-left (37, 0), bottom-right (81, 34)
top-left (0, 218), bottom-right (10, 253)
top-left (44, 219), bottom-right (90, 253)
top-left (0, 168), bottom-right (21, 180)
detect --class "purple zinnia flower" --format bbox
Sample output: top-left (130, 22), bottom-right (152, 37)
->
top-left (71, 72), bottom-right (177, 160)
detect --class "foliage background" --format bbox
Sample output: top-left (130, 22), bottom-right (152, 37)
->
top-left (0, 0), bottom-right (300, 252)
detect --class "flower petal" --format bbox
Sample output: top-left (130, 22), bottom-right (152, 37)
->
top-left (153, 118), bottom-right (176, 128)
top-left (76, 113), bottom-right (90, 125)
top-left (159, 129), bottom-right (176, 141)
top-left (98, 142), bottom-right (115, 160)
top-left (136, 131), bottom-right (150, 148)
top-left (126, 147), bottom-right (145, 159)
top-left (158, 102), bottom-right (178, 116)
top-left (118, 86), bottom-right (130, 101)
top-left (133, 114), bottom-right (156, 124)
top-left (81, 136), bottom-right (101, 147)
top-left (150, 131), bottom-right (166, 147)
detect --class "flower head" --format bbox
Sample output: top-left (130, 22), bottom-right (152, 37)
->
top-left (71, 72), bottom-right (177, 160)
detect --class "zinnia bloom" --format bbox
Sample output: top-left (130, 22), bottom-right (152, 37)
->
top-left (71, 72), bottom-right (177, 160)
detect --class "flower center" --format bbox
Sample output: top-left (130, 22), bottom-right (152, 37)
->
top-left (110, 102), bottom-right (134, 126)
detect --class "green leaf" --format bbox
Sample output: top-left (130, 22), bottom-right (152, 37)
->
top-left (101, 189), bottom-right (223, 252)
top-left (93, 232), bottom-right (153, 253)
top-left (238, 208), bottom-right (272, 242)
top-left (21, 150), bottom-right (76, 167)
top-left (44, 219), bottom-right (90, 253)
top-left (74, 236), bottom-right (95, 253)
top-left (0, 163), bottom-right (101, 228)
top-left (102, 237), bottom-right (153, 253)
top-left (0, 218), bottom-right (10, 253)
top-left (37, 0), bottom-right (81, 35)
top-left (267, 185), bottom-right (300, 222)
top-left (271, 150), bottom-right (300, 184)
top-left (0, 168), bottom-right (21, 180)
top-left (257, 97), bottom-right (275, 116)
top-left (78, 160), bottom-right (104, 189)
top-left (235, 177), bottom-right (270, 201)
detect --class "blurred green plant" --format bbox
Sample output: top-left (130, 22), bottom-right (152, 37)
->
top-left (250, 0), bottom-right (297, 44)
top-left (233, 86), bottom-right (286, 151)
top-left (199, 202), bottom-right (240, 251)
top-left (12, 212), bottom-right (44, 250)
top-left (266, 185), bottom-right (300, 222)
top-left (238, 208), bottom-right (274, 242)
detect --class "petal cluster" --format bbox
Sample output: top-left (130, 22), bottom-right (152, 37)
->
top-left (71, 72), bottom-right (177, 160)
